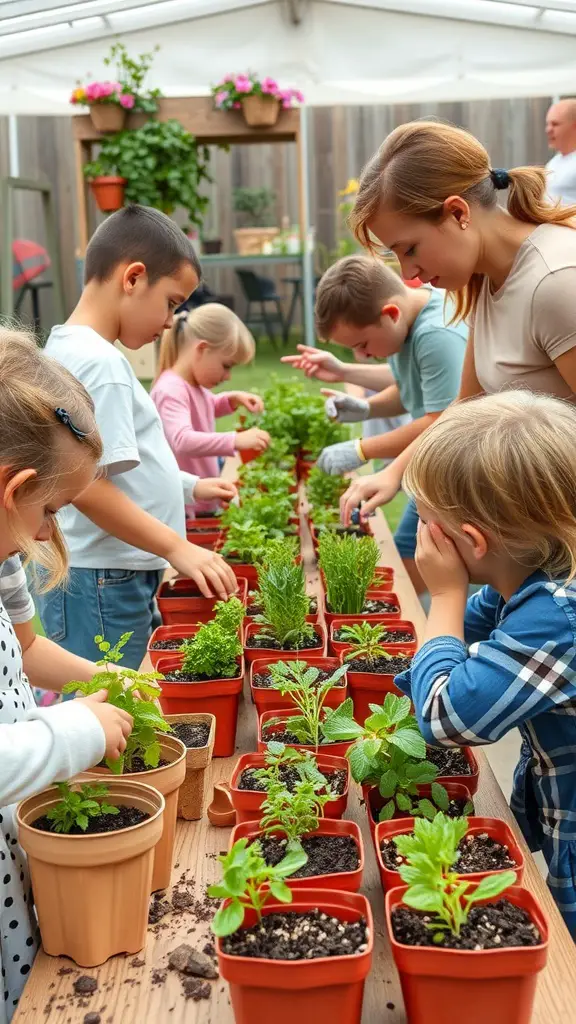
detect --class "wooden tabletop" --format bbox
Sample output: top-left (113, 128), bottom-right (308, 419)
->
top-left (14, 485), bottom-right (576, 1023)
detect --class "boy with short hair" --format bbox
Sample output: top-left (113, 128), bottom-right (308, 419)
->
top-left (282, 253), bottom-right (467, 590)
top-left (36, 204), bottom-right (237, 669)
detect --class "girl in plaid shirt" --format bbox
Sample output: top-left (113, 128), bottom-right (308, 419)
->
top-left (395, 390), bottom-right (576, 937)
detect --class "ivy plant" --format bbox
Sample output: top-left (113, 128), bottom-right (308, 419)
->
top-left (46, 781), bottom-right (119, 834)
top-left (318, 532), bottom-right (379, 614)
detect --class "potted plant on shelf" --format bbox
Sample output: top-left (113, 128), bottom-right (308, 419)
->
top-left (17, 779), bottom-right (164, 966)
top-left (165, 712), bottom-right (216, 820)
top-left (385, 814), bottom-right (548, 1024)
top-left (211, 72), bottom-right (304, 128)
top-left (244, 560), bottom-right (326, 662)
top-left (256, 662), bottom-right (353, 757)
top-left (103, 41), bottom-right (162, 126)
top-left (337, 621), bottom-right (415, 722)
top-left (233, 186), bottom-right (279, 255)
top-left (70, 80), bottom-right (135, 133)
top-left (250, 656), bottom-right (347, 716)
top-left (318, 532), bottom-right (396, 626)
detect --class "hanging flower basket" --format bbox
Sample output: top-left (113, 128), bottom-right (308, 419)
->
top-left (88, 103), bottom-right (127, 133)
top-left (241, 94), bottom-right (280, 128)
top-left (212, 73), bottom-right (304, 129)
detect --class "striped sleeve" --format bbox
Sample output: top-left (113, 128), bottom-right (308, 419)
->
top-left (0, 556), bottom-right (35, 624)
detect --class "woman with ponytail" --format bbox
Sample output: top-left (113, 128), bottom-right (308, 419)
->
top-left (341, 120), bottom-right (576, 521)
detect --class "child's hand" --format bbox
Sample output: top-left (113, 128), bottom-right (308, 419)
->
top-left (193, 478), bottom-right (238, 504)
top-left (340, 465), bottom-right (403, 523)
top-left (167, 539), bottom-right (237, 600)
top-left (229, 391), bottom-right (264, 414)
top-left (281, 345), bottom-right (345, 383)
top-left (80, 689), bottom-right (133, 762)
top-left (416, 521), bottom-right (469, 597)
top-left (235, 427), bottom-right (270, 452)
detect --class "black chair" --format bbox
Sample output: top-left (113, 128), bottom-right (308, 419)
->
top-left (235, 269), bottom-right (286, 348)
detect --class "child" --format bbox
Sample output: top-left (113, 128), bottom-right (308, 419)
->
top-left (282, 254), bottom-right (467, 590)
top-left (151, 304), bottom-right (269, 514)
top-left (37, 205), bottom-right (238, 670)
top-left (0, 331), bottom-right (135, 1020)
top-left (395, 390), bottom-right (576, 937)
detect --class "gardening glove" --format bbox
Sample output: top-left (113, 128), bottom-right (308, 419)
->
top-left (324, 393), bottom-right (371, 423)
top-left (317, 440), bottom-right (366, 476)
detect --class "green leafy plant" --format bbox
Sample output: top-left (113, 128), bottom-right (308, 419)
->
top-left (309, 505), bottom-right (342, 529)
top-left (260, 536), bottom-right (299, 570)
top-left (259, 772), bottom-right (334, 849)
top-left (180, 622), bottom-right (242, 679)
top-left (306, 466), bottom-right (348, 511)
top-left (104, 41), bottom-right (162, 113)
top-left (209, 837), bottom-right (307, 937)
top-left (305, 413), bottom-right (350, 460)
top-left (222, 493), bottom-right (295, 539)
top-left (237, 462), bottom-right (294, 498)
top-left (255, 561), bottom-right (314, 649)
top-left (253, 741), bottom-right (332, 794)
top-left (213, 595), bottom-right (245, 635)
top-left (267, 660), bottom-right (348, 748)
top-left (318, 532), bottom-right (379, 614)
top-left (233, 186), bottom-right (276, 227)
top-left (64, 633), bottom-right (170, 774)
top-left (396, 813), bottom-right (517, 940)
top-left (220, 520), bottom-right (268, 563)
top-left (340, 622), bottom-right (395, 670)
top-left (46, 781), bottom-right (119, 834)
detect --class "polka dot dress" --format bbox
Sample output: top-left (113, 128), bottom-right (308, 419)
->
top-left (0, 605), bottom-right (39, 1023)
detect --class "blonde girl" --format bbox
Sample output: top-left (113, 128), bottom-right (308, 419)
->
top-left (341, 119), bottom-right (576, 522)
top-left (0, 329), bottom-right (134, 1020)
top-left (151, 304), bottom-right (269, 512)
top-left (394, 389), bottom-right (576, 937)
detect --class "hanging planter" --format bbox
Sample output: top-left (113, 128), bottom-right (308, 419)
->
top-left (211, 73), bottom-right (303, 130)
top-left (89, 176), bottom-right (127, 213)
top-left (88, 103), bottom-right (127, 133)
top-left (241, 94), bottom-right (281, 127)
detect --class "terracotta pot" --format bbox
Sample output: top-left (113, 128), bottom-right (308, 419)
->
top-left (217, 890), bottom-right (373, 1024)
top-left (126, 110), bottom-right (150, 129)
top-left (244, 620), bottom-right (327, 665)
top-left (165, 713), bottom-right (216, 820)
top-left (241, 94), bottom-right (281, 127)
top-left (230, 818), bottom-right (364, 892)
top-left (257, 707), bottom-right (353, 758)
top-left (88, 103), bottom-right (127, 133)
top-left (385, 884), bottom-right (548, 1024)
top-left (329, 616), bottom-right (417, 658)
top-left (363, 782), bottom-right (475, 846)
top-left (339, 647), bottom-right (414, 725)
top-left (156, 654), bottom-right (244, 757)
top-left (230, 751), bottom-right (350, 823)
top-left (237, 429), bottom-right (263, 464)
top-left (157, 575), bottom-right (248, 626)
top-left (84, 734), bottom-right (185, 891)
top-left (89, 176), bottom-right (126, 212)
top-left (250, 656), bottom-right (347, 716)
top-left (17, 780), bottom-right (164, 966)
top-left (323, 591), bottom-right (402, 631)
top-left (375, 816), bottom-right (525, 894)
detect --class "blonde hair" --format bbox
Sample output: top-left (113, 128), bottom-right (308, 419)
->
top-left (0, 328), bottom-right (102, 589)
top-left (350, 120), bottom-right (576, 323)
top-left (404, 390), bottom-right (576, 583)
top-left (157, 303), bottom-right (255, 377)
top-left (315, 254), bottom-right (405, 338)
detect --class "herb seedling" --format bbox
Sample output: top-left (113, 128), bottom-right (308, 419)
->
top-left (64, 633), bottom-right (170, 774)
top-left (340, 623), bottom-right (395, 669)
top-left (252, 740), bottom-right (331, 793)
top-left (396, 813), bottom-right (517, 940)
top-left (266, 660), bottom-right (348, 748)
top-left (220, 519), bottom-right (268, 563)
top-left (259, 774), bottom-right (334, 850)
top-left (322, 691), bottom-right (425, 779)
top-left (213, 595), bottom-right (245, 635)
top-left (255, 561), bottom-right (314, 649)
top-left (306, 467), bottom-right (348, 511)
top-left (46, 781), bottom-right (119, 833)
top-left (318, 532), bottom-right (379, 614)
top-left (310, 505), bottom-right (342, 529)
top-left (180, 622), bottom-right (242, 679)
top-left (209, 838), bottom-right (307, 937)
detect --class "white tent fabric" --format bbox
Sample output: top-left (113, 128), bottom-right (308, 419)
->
top-left (1, 0), bottom-right (576, 114)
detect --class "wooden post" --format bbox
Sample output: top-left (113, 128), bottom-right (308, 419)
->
top-left (74, 138), bottom-right (89, 257)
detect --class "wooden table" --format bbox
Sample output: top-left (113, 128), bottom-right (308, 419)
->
top-left (14, 490), bottom-right (576, 1023)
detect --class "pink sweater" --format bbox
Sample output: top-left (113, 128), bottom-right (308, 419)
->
top-left (151, 370), bottom-right (236, 512)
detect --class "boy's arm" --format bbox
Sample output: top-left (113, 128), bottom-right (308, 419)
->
top-left (357, 411), bottom-right (441, 462)
top-left (366, 385), bottom-right (407, 418)
top-left (281, 346), bottom-right (395, 391)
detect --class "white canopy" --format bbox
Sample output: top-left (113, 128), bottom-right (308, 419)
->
top-left (1, 0), bottom-right (576, 114)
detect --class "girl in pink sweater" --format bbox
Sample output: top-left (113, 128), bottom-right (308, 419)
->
top-left (151, 304), bottom-right (269, 513)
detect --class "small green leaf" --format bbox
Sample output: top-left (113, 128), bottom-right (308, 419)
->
top-left (389, 728), bottom-right (427, 759)
top-left (223, 867), bottom-right (247, 896)
top-left (76, 814), bottom-right (89, 831)
top-left (211, 900), bottom-right (245, 937)
top-left (378, 769), bottom-right (399, 799)
top-left (273, 848), bottom-right (308, 877)
top-left (269, 878), bottom-right (293, 903)
top-left (417, 799), bottom-right (437, 821)
top-left (431, 783), bottom-right (450, 812)
top-left (466, 871), bottom-right (517, 905)
top-left (403, 885), bottom-right (444, 913)
top-left (395, 792), bottom-right (412, 812)
top-left (378, 799), bottom-right (396, 822)
top-left (348, 743), bottom-right (373, 783)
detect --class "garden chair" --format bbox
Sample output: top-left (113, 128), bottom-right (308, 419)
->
top-left (235, 269), bottom-right (286, 348)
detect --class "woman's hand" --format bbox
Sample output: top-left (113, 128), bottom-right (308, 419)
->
top-left (229, 391), bottom-right (264, 414)
top-left (193, 478), bottom-right (238, 504)
top-left (416, 521), bottom-right (469, 598)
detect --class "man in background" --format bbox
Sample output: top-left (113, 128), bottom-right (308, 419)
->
top-left (546, 98), bottom-right (576, 205)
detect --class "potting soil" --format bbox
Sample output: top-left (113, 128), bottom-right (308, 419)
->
top-left (238, 765), bottom-right (347, 795)
top-left (163, 667), bottom-right (242, 683)
top-left (369, 790), bottom-right (473, 822)
top-left (246, 632), bottom-right (323, 651)
top-left (345, 654), bottom-right (412, 675)
top-left (220, 909), bottom-right (368, 960)
top-left (333, 627), bottom-right (413, 644)
top-left (328, 599), bottom-right (399, 616)
top-left (425, 746), bottom-right (472, 776)
top-left (255, 834), bottom-right (359, 878)
top-left (261, 725), bottom-right (336, 746)
top-left (171, 722), bottom-right (211, 748)
top-left (32, 806), bottom-right (149, 835)
top-left (253, 669), bottom-right (344, 689)
top-left (380, 832), bottom-right (516, 873)
top-left (150, 637), bottom-right (185, 650)
top-left (391, 899), bottom-right (542, 950)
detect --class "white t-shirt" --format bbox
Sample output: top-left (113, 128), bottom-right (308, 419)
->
top-left (546, 150), bottom-right (576, 206)
top-left (45, 325), bottom-right (197, 571)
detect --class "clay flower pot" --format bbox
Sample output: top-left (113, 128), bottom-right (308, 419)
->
top-left (85, 733), bottom-right (186, 891)
top-left (257, 707), bottom-right (353, 758)
top-left (89, 176), bottom-right (126, 212)
top-left (17, 780), bottom-right (164, 967)
top-left (89, 103), bottom-right (127, 132)
top-left (385, 884), bottom-right (548, 1024)
top-left (250, 656), bottom-right (347, 717)
top-left (217, 890), bottom-right (373, 1024)
top-left (363, 781), bottom-right (475, 846)
top-left (329, 616), bottom-right (417, 658)
top-left (165, 713), bottom-right (216, 820)
top-left (244, 620), bottom-right (327, 666)
top-left (156, 654), bottom-right (244, 757)
top-left (230, 751), bottom-right (350, 823)
top-left (230, 818), bottom-right (364, 893)
top-left (375, 816), bottom-right (525, 893)
top-left (157, 575), bottom-right (248, 626)
top-left (339, 647), bottom-right (414, 725)
top-left (241, 94), bottom-right (281, 127)
top-left (323, 592), bottom-right (402, 631)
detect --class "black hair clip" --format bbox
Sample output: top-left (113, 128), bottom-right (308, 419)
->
top-left (489, 168), bottom-right (511, 191)
top-left (54, 407), bottom-right (87, 441)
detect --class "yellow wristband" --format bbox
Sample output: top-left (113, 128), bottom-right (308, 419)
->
top-left (355, 438), bottom-right (368, 464)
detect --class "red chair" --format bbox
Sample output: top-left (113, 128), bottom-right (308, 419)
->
top-left (13, 240), bottom-right (52, 327)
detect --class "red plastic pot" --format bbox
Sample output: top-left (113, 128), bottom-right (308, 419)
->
top-left (257, 707), bottom-right (353, 758)
top-left (329, 616), bottom-right (417, 657)
top-left (375, 816), bottom-right (525, 893)
top-left (157, 575), bottom-right (248, 626)
top-left (230, 751), bottom-right (350, 823)
top-left (230, 818), bottom-right (364, 892)
top-left (339, 647), bottom-right (414, 724)
top-left (363, 782), bottom-right (475, 845)
top-left (385, 884), bottom-right (548, 1024)
top-left (244, 621), bottom-right (327, 666)
top-left (250, 657), bottom-right (347, 716)
top-left (186, 514), bottom-right (222, 530)
top-left (323, 592), bottom-right (402, 631)
top-left (155, 654), bottom-right (244, 757)
top-left (185, 526), bottom-right (222, 550)
top-left (215, 545), bottom-right (260, 587)
top-left (426, 745), bottom-right (480, 795)
top-left (217, 890), bottom-right (373, 1024)
top-left (148, 624), bottom-right (199, 669)
top-left (371, 566), bottom-right (394, 592)
top-left (296, 452), bottom-right (315, 482)
top-left (89, 175), bottom-right (126, 212)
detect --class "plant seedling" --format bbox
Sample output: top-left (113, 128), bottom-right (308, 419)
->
top-left (46, 781), bottom-right (119, 834)
top-left (255, 561), bottom-right (314, 649)
top-left (318, 532), bottom-right (379, 615)
top-left (180, 622), bottom-right (242, 680)
top-left (396, 813), bottom-right (517, 940)
top-left (306, 467), bottom-right (348, 512)
top-left (253, 741), bottom-right (331, 793)
top-left (340, 623), bottom-right (395, 670)
top-left (209, 837), bottom-right (307, 937)
top-left (310, 505), bottom-right (342, 529)
top-left (220, 519), bottom-right (268, 563)
top-left (213, 595), bottom-right (245, 635)
top-left (259, 775), bottom-right (334, 850)
top-left (266, 660), bottom-right (348, 748)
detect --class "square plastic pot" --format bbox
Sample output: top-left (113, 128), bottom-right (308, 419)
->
top-left (323, 592), bottom-right (402, 631)
top-left (244, 621), bottom-right (327, 665)
top-left (149, 621), bottom-right (245, 669)
top-left (363, 782), bottom-right (475, 847)
top-left (156, 654), bottom-right (244, 758)
top-left (375, 815), bottom-right (525, 893)
top-left (229, 818), bottom-right (364, 892)
top-left (165, 712), bottom-right (216, 820)
top-left (338, 647), bottom-right (414, 725)
top-left (250, 656), bottom-right (347, 717)
top-left (17, 780), bottom-right (164, 966)
top-left (230, 751), bottom-right (350, 823)
top-left (329, 617), bottom-right (417, 658)
top-left (185, 526), bottom-right (222, 549)
top-left (157, 575), bottom-right (248, 626)
top-left (257, 707), bottom-right (354, 759)
top-left (217, 890), bottom-right (373, 1024)
top-left (385, 884), bottom-right (548, 1024)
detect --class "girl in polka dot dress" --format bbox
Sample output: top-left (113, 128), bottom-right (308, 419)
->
top-left (0, 332), bottom-right (135, 1022)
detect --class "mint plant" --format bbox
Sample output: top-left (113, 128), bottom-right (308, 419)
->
top-left (180, 622), bottom-right (242, 679)
top-left (340, 623), bottom-right (395, 669)
top-left (396, 813), bottom-right (517, 941)
top-left (209, 838), bottom-right (307, 937)
top-left (46, 781), bottom-right (119, 833)
top-left (255, 561), bottom-right (314, 649)
top-left (318, 532), bottom-right (379, 614)
top-left (266, 660), bottom-right (348, 748)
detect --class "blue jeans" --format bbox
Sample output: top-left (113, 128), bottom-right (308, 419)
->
top-left (394, 496), bottom-right (419, 559)
top-left (34, 567), bottom-right (163, 696)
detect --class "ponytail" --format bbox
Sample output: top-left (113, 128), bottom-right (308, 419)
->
top-left (155, 304), bottom-right (255, 381)
top-left (507, 165), bottom-right (576, 226)
top-left (156, 315), bottom-right (187, 378)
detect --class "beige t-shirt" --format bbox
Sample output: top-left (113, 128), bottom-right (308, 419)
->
top-left (474, 223), bottom-right (576, 399)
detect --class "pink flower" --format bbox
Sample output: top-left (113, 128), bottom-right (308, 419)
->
top-left (293, 89), bottom-right (304, 104)
top-left (234, 75), bottom-right (252, 93)
top-left (233, 101), bottom-right (241, 109)
top-left (261, 77), bottom-right (278, 95)
top-left (119, 92), bottom-right (135, 109)
top-left (215, 90), bottom-right (228, 108)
